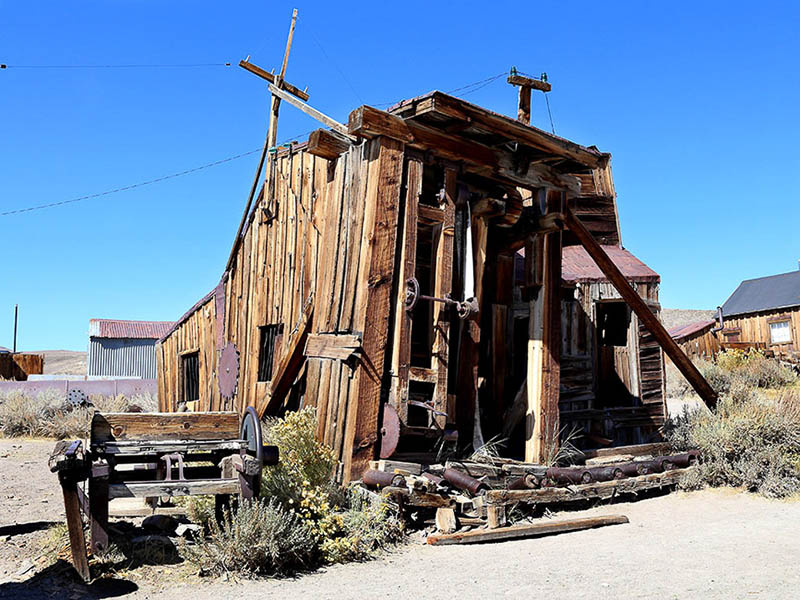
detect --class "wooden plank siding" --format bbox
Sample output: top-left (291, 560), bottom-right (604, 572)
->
top-left (720, 307), bottom-right (800, 356)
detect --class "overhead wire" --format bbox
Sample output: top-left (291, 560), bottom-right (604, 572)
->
top-left (0, 62), bottom-right (231, 70)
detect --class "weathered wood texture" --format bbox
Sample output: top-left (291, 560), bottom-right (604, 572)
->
top-left (428, 514), bottom-right (628, 545)
top-left (672, 323), bottom-right (720, 361)
top-left (0, 352), bottom-right (44, 380)
top-left (91, 412), bottom-right (239, 443)
top-left (564, 207), bottom-right (717, 408)
top-left (718, 308), bottom-right (800, 356)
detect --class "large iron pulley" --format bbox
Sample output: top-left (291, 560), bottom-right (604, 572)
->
top-left (240, 406), bottom-right (264, 494)
top-left (404, 277), bottom-right (477, 320)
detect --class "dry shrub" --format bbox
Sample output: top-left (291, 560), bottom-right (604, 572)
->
top-left (0, 390), bottom-right (156, 438)
top-left (667, 390), bottom-right (800, 498)
top-left (183, 498), bottom-right (318, 577)
top-left (184, 407), bottom-right (405, 577)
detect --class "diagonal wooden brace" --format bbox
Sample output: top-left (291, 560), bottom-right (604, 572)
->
top-left (563, 207), bottom-right (718, 408)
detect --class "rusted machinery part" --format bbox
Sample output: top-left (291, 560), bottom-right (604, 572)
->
top-left (442, 468), bottom-right (488, 495)
top-left (218, 342), bottom-right (240, 399)
top-left (362, 469), bottom-right (406, 489)
top-left (508, 473), bottom-right (541, 490)
top-left (422, 472), bottom-right (446, 486)
top-left (587, 466), bottom-right (625, 482)
top-left (545, 466), bottom-right (594, 486)
top-left (380, 404), bottom-right (401, 459)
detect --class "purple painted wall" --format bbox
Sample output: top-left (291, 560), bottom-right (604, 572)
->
top-left (0, 379), bottom-right (158, 398)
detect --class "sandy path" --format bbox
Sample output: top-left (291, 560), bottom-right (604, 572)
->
top-left (2, 438), bottom-right (798, 600)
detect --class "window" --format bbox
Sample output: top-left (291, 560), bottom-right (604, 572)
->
top-left (258, 324), bottom-right (282, 382)
top-left (181, 352), bottom-right (199, 402)
top-left (597, 301), bottom-right (630, 347)
top-left (769, 320), bottom-right (791, 344)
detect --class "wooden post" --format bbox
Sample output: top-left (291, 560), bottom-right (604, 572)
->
top-left (517, 86), bottom-right (531, 125)
top-left (507, 71), bottom-right (552, 126)
top-left (343, 136), bottom-right (405, 481)
top-left (527, 190), bottom-right (563, 463)
top-left (563, 207), bottom-right (718, 408)
top-left (88, 463), bottom-right (110, 554)
top-left (59, 476), bottom-right (90, 581)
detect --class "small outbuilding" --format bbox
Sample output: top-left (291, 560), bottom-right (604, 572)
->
top-left (669, 320), bottom-right (719, 360)
top-left (88, 319), bottom-right (173, 379)
top-left (717, 269), bottom-right (800, 359)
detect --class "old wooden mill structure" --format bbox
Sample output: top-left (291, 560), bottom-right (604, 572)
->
top-left (156, 11), bottom-right (717, 484)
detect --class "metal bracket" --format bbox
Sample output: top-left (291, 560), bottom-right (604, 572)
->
top-left (404, 277), bottom-right (477, 320)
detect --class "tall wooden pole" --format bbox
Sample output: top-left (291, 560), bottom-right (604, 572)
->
top-left (13, 304), bottom-right (18, 353)
top-left (267, 8), bottom-right (298, 150)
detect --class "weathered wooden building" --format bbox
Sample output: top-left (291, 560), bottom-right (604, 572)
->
top-left (669, 320), bottom-right (720, 360)
top-left (157, 81), bottom-right (714, 481)
top-left (0, 348), bottom-right (43, 381)
top-left (718, 269), bottom-right (800, 359)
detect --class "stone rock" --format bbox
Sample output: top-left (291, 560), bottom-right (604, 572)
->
top-left (142, 514), bottom-right (178, 534)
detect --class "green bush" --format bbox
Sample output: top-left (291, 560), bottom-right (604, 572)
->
top-left (667, 391), bottom-right (800, 498)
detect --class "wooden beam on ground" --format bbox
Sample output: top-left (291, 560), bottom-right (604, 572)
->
top-left (563, 207), bottom-right (718, 408)
top-left (269, 83), bottom-right (353, 138)
top-left (348, 105), bottom-right (579, 192)
top-left (238, 60), bottom-right (309, 101)
top-left (307, 128), bottom-right (352, 160)
top-left (427, 514), bottom-right (629, 546)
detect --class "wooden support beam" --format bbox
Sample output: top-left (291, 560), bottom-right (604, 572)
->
top-left (527, 190), bottom-right (564, 464)
top-left (563, 207), bottom-right (718, 408)
top-left (257, 302), bottom-right (313, 417)
top-left (91, 412), bottom-right (240, 443)
top-left (60, 478), bottom-right (90, 581)
top-left (507, 73), bottom-right (552, 93)
top-left (307, 128), bottom-right (352, 160)
top-left (108, 479), bottom-right (241, 499)
top-left (392, 92), bottom-right (605, 170)
top-left (344, 137), bottom-right (405, 482)
top-left (304, 333), bottom-right (361, 360)
top-left (268, 82), bottom-right (354, 138)
top-left (348, 105), bottom-right (579, 192)
top-left (516, 85), bottom-right (531, 125)
top-left (427, 514), bottom-right (629, 546)
top-left (238, 59), bottom-right (309, 101)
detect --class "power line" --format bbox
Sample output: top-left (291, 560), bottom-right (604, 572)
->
top-left (1, 148), bottom-right (260, 217)
top-left (373, 71), bottom-right (507, 108)
top-left (0, 62), bottom-right (231, 70)
top-left (2, 129), bottom-right (317, 217)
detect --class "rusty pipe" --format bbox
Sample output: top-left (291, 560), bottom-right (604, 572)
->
top-left (442, 468), bottom-right (488, 495)
top-left (587, 466), bottom-right (625, 482)
top-left (362, 470), bottom-right (406, 488)
top-left (545, 467), bottom-right (593, 486)
top-left (508, 473), bottom-right (540, 490)
top-left (422, 472), bottom-right (445, 486)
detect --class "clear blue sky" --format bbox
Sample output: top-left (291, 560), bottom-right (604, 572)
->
top-left (2, 1), bottom-right (798, 351)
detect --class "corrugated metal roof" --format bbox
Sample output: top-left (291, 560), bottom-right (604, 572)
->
top-left (721, 270), bottom-right (800, 317)
top-left (561, 245), bottom-right (660, 284)
top-left (89, 319), bottom-right (174, 339)
top-left (669, 320), bottom-right (715, 341)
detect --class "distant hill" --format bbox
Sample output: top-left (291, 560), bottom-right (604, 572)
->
top-left (661, 309), bottom-right (716, 332)
top-left (32, 350), bottom-right (87, 375)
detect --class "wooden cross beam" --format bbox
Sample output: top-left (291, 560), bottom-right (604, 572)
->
top-left (507, 68), bottom-right (551, 125)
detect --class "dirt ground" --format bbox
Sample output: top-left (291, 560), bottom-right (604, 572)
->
top-left (2, 438), bottom-right (799, 600)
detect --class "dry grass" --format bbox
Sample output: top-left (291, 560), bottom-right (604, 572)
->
top-left (667, 389), bottom-right (800, 498)
top-left (0, 389), bottom-right (157, 438)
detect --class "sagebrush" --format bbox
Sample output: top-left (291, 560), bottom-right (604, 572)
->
top-left (184, 407), bottom-right (404, 577)
top-left (0, 390), bottom-right (156, 438)
top-left (668, 391), bottom-right (800, 498)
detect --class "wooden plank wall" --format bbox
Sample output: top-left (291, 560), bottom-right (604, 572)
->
top-left (559, 280), bottom-right (665, 445)
top-left (157, 296), bottom-right (216, 411)
top-left (158, 145), bottom-right (334, 414)
top-left (720, 307), bottom-right (800, 354)
top-left (0, 353), bottom-right (44, 381)
top-left (673, 327), bottom-right (721, 361)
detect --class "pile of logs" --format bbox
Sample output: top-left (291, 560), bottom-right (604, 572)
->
top-left (358, 443), bottom-right (699, 545)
